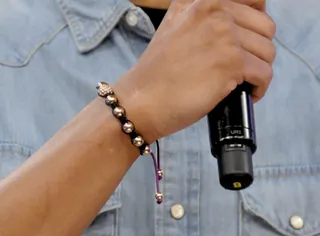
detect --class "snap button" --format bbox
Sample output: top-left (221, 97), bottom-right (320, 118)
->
top-left (170, 204), bottom-right (185, 220)
top-left (125, 11), bottom-right (138, 27)
top-left (290, 215), bottom-right (304, 230)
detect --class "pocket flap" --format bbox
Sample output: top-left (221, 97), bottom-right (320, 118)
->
top-left (241, 165), bottom-right (320, 236)
top-left (0, 0), bottom-right (65, 66)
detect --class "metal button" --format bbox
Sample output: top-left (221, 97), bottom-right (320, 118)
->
top-left (170, 204), bottom-right (185, 220)
top-left (125, 11), bottom-right (138, 27)
top-left (290, 215), bottom-right (304, 230)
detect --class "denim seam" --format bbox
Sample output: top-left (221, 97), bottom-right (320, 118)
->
top-left (241, 191), bottom-right (292, 236)
top-left (241, 191), bottom-right (320, 236)
top-left (57, 0), bottom-right (85, 42)
top-left (100, 203), bottom-right (122, 213)
top-left (57, 0), bottom-right (131, 53)
top-left (256, 171), bottom-right (320, 178)
top-left (195, 124), bottom-right (201, 236)
top-left (240, 164), bottom-right (320, 235)
top-left (84, 3), bottom-right (131, 52)
top-left (238, 200), bottom-right (243, 236)
top-left (114, 208), bottom-right (119, 236)
top-left (254, 164), bottom-right (320, 179)
top-left (275, 36), bottom-right (320, 83)
top-left (0, 23), bottom-right (67, 67)
top-left (0, 142), bottom-right (36, 157)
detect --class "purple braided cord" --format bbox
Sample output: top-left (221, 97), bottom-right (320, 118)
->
top-left (150, 150), bottom-right (160, 194)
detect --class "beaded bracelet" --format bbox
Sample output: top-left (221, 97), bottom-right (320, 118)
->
top-left (96, 82), bottom-right (163, 204)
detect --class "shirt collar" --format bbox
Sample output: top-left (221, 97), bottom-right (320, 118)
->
top-left (56, 0), bottom-right (133, 52)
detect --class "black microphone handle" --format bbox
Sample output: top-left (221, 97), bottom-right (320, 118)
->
top-left (207, 82), bottom-right (257, 190)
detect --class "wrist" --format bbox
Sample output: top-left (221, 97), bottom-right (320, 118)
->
top-left (93, 97), bottom-right (141, 163)
top-left (100, 77), bottom-right (164, 203)
top-left (111, 73), bottom-right (160, 144)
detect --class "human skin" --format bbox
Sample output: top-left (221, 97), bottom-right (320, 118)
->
top-left (0, 0), bottom-right (275, 235)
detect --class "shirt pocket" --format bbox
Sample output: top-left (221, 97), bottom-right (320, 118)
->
top-left (240, 165), bottom-right (320, 236)
top-left (0, 0), bottom-right (66, 66)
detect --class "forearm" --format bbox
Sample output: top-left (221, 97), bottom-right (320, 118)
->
top-left (0, 97), bottom-right (140, 236)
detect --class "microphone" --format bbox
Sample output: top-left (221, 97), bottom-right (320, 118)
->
top-left (207, 82), bottom-right (257, 190)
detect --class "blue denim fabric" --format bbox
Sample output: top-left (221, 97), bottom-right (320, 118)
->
top-left (0, 0), bottom-right (320, 235)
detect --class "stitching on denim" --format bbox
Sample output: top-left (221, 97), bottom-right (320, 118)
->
top-left (114, 208), bottom-right (119, 236)
top-left (241, 191), bottom-right (292, 236)
top-left (79, 2), bottom-right (131, 52)
top-left (241, 191), bottom-right (320, 236)
top-left (0, 23), bottom-right (67, 67)
top-left (238, 199), bottom-right (243, 236)
top-left (256, 170), bottom-right (320, 179)
top-left (240, 165), bottom-right (320, 234)
top-left (58, 0), bottom-right (131, 52)
top-left (56, 0), bottom-right (88, 43)
top-left (275, 35), bottom-right (320, 83)
top-left (254, 164), bottom-right (320, 179)
top-left (195, 125), bottom-right (201, 236)
top-left (0, 142), bottom-right (36, 156)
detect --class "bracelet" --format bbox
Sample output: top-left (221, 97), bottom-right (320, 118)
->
top-left (96, 82), bottom-right (163, 204)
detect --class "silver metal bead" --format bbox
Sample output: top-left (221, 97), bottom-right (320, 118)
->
top-left (106, 95), bottom-right (118, 105)
top-left (122, 121), bottom-right (135, 134)
top-left (141, 145), bottom-right (151, 155)
top-left (113, 107), bottom-right (125, 118)
top-left (158, 169), bottom-right (163, 180)
top-left (132, 136), bottom-right (144, 147)
top-left (96, 82), bottom-right (113, 97)
top-left (155, 192), bottom-right (163, 204)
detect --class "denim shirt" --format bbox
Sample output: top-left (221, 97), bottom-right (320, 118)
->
top-left (1, 0), bottom-right (320, 235)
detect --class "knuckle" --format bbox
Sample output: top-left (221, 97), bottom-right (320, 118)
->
top-left (265, 40), bottom-right (276, 63)
top-left (265, 16), bottom-right (276, 38)
top-left (192, 0), bottom-right (223, 15)
top-left (231, 46), bottom-right (245, 63)
top-left (198, 13), bottom-right (236, 48)
top-left (210, 13), bottom-right (235, 37)
top-left (203, 0), bottom-right (223, 10)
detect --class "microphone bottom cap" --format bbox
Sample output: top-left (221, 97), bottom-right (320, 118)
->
top-left (218, 143), bottom-right (254, 191)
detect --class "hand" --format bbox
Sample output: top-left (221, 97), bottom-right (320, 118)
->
top-left (232, 0), bottom-right (266, 11)
top-left (224, 0), bottom-right (276, 99)
top-left (113, 0), bottom-right (276, 142)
